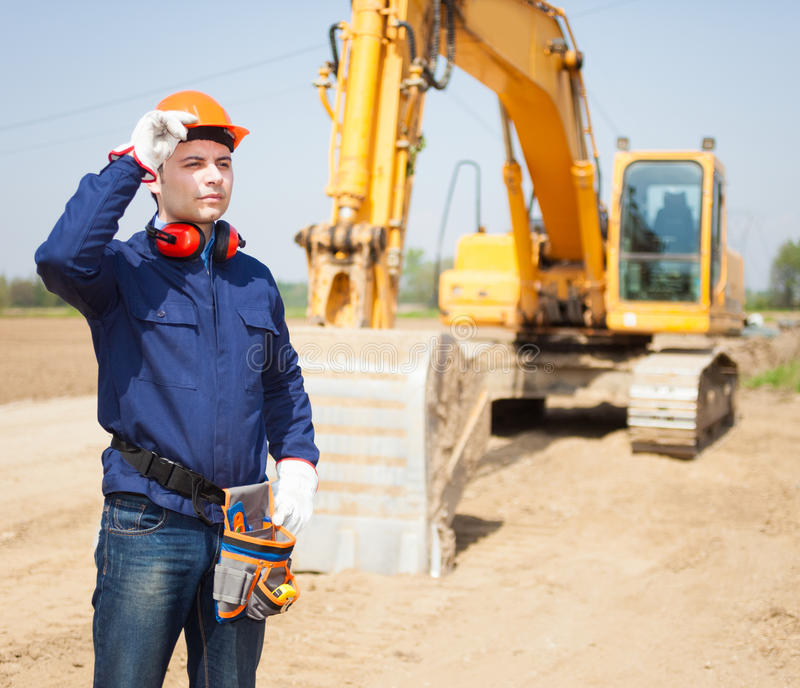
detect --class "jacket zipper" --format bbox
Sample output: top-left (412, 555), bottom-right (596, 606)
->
top-left (208, 259), bottom-right (218, 493)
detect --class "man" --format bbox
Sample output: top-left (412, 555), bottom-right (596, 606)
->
top-left (35, 90), bottom-right (319, 688)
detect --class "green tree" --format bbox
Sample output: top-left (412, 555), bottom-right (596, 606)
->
top-left (745, 289), bottom-right (771, 311)
top-left (276, 281), bottom-right (308, 310)
top-left (9, 278), bottom-right (37, 306)
top-left (399, 248), bottom-right (434, 305)
top-left (769, 239), bottom-right (800, 308)
top-left (5, 275), bottom-right (66, 308)
top-left (399, 248), bottom-right (454, 306)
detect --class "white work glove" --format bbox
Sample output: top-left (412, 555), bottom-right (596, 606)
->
top-left (271, 459), bottom-right (318, 536)
top-left (109, 110), bottom-right (198, 183)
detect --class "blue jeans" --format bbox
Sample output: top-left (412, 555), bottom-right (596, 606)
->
top-left (92, 493), bottom-right (265, 688)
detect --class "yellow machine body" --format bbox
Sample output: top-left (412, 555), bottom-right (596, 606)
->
top-left (292, 0), bottom-right (746, 576)
top-left (442, 150), bottom-right (745, 336)
top-left (299, 0), bottom-right (745, 338)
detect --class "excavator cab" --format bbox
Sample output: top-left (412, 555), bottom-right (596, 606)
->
top-left (606, 150), bottom-right (744, 335)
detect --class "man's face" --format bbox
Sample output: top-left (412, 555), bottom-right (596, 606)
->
top-left (150, 138), bottom-right (233, 230)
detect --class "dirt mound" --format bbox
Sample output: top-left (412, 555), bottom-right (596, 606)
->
top-left (717, 327), bottom-right (800, 378)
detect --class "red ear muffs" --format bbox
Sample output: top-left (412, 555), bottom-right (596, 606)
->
top-left (212, 220), bottom-right (246, 262)
top-left (147, 221), bottom-right (246, 262)
top-left (146, 222), bottom-right (205, 260)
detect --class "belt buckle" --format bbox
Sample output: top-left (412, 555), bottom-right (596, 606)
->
top-left (147, 453), bottom-right (176, 487)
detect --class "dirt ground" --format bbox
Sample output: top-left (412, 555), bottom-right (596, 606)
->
top-left (1, 317), bottom-right (799, 687)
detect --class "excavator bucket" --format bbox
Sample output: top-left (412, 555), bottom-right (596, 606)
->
top-left (284, 328), bottom-right (490, 576)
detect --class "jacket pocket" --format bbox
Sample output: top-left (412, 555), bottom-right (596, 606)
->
top-left (238, 307), bottom-right (280, 392)
top-left (129, 298), bottom-right (200, 389)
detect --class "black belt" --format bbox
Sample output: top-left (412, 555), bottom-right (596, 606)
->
top-left (111, 434), bottom-right (225, 525)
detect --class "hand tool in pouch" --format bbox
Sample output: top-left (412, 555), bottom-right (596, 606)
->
top-left (213, 482), bottom-right (299, 622)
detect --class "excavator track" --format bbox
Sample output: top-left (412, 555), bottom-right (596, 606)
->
top-left (627, 350), bottom-right (737, 458)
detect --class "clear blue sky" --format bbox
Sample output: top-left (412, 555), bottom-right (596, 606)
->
top-left (2, 0), bottom-right (797, 290)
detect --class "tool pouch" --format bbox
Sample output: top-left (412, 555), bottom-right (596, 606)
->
top-left (213, 481), bottom-right (299, 623)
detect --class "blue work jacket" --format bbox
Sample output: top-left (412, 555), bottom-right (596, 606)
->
top-left (35, 155), bottom-right (318, 522)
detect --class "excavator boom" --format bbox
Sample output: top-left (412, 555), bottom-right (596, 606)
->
top-left (297, 0), bottom-right (607, 329)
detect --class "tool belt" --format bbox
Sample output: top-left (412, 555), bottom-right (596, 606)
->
top-left (111, 436), bottom-right (299, 621)
top-left (111, 434), bottom-right (225, 525)
top-left (213, 482), bottom-right (299, 622)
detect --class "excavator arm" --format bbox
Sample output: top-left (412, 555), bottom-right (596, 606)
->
top-left (296, 0), bottom-right (606, 329)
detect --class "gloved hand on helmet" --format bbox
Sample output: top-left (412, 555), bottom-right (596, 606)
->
top-left (109, 110), bottom-right (198, 183)
top-left (271, 459), bottom-right (318, 536)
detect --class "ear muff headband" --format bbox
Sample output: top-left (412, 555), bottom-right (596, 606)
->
top-left (146, 221), bottom-right (246, 262)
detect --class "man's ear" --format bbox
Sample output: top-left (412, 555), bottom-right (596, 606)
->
top-left (148, 168), bottom-right (163, 206)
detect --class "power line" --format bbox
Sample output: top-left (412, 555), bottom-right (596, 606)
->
top-left (0, 126), bottom-right (124, 158)
top-left (572, 0), bottom-right (644, 18)
top-left (0, 86), bottom-right (311, 158)
top-left (0, 43), bottom-right (326, 133)
top-left (586, 89), bottom-right (623, 135)
top-left (448, 91), bottom-right (500, 139)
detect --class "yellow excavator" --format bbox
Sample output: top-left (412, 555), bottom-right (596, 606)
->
top-left (288, 0), bottom-right (744, 576)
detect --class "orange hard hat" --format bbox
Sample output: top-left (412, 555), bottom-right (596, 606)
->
top-left (156, 90), bottom-right (249, 150)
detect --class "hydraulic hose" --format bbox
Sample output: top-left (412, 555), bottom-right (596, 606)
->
top-left (423, 0), bottom-right (456, 90)
top-left (395, 21), bottom-right (418, 62)
top-left (433, 159), bottom-right (482, 307)
top-left (329, 23), bottom-right (342, 75)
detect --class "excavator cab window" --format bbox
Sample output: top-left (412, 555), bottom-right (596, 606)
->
top-left (618, 161), bottom-right (703, 302)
